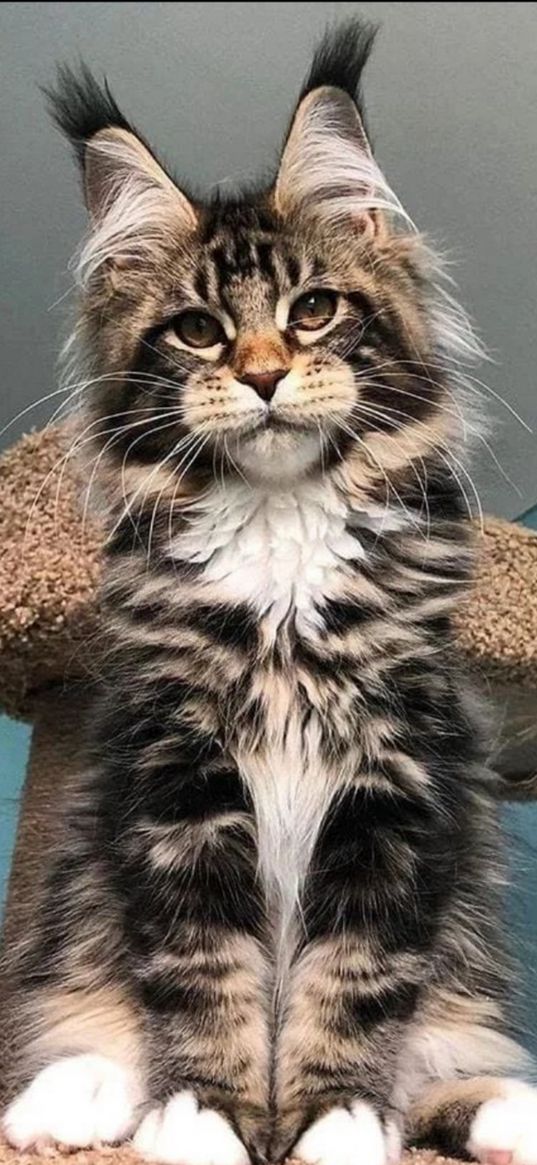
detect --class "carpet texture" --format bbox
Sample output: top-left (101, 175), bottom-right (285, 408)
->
top-left (0, 427), bottom-right (102, 719)
top-left (0, 1149), bottom-right (463, 1165)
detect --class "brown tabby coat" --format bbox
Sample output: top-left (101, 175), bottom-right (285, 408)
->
top-left (3, 21), bottom-right (534, 1165)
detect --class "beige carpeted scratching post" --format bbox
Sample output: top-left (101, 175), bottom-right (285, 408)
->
top-left (0, 424), bottom-right (536, 1165)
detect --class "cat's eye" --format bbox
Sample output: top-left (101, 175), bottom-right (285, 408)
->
top-left (170, 310), bottom-right (226, 350)
top-left (288, 290), bottom-right (338, 332)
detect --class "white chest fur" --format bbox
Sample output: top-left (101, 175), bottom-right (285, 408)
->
top-left (171, 480), bottom-right (366, 968)
top-left (171, 478), bottom-right (363, 636)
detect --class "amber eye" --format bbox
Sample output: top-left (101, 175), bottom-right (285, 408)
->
top-left (288, 290), bottom-right (338, 332)
top-left (171, 310), bottom-right (226, 349)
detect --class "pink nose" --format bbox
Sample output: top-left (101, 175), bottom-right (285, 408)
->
top-left (239, 369), bottom-right (287, 403)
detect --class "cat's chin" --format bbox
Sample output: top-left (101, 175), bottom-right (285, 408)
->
top-left (231, 427), bottom-right (322, 484)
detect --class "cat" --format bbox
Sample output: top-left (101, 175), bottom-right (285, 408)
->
top-left (3, 18), bottom-right (537, 1165)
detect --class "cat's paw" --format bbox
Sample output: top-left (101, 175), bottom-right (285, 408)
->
top-left (133, 1091), bottom-right (249, 1165)
top-left (294, 1101), bottom-right (400, 1165)
top-left (3, 1053), bottom-right (140, 1150)
top-left (468, 1083), bottom-right (537, 1165)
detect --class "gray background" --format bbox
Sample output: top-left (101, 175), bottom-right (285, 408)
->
top-left (1, 1), bottom-right (536, 516)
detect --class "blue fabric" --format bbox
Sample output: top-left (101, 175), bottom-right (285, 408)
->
top-left (503, 803), bottom-right (537, 1059)
top-left (517, 505), bottom-right (537, 531)
top-left (0, 715), bottom-right (30, 908)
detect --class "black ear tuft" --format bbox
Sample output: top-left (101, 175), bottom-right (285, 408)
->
top-left (43, 63), bottom-right (135, 169)
top-left (300, 19), bottom-right (377, 121)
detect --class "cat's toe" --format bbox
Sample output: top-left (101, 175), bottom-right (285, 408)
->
top-left (468, 1083), bottom-right (537, 1165)
top-left (132, 1091), bottom-right (249, 1165)
top-left (294, 1101), bottom-right (400, 1165)
top-left (2, 1053), bottom-right (140, 1151)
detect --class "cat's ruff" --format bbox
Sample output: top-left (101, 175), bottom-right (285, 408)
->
top-left (170, 478), bottom-right (369, 637)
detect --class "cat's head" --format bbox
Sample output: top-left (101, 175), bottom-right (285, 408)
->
top-left (48, 21), bottom-right (479, 509)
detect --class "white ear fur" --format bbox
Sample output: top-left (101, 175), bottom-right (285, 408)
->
top-left (77, 127), bottom-right (196, 288)
top-left (275, 86), bottom-right (410, 233)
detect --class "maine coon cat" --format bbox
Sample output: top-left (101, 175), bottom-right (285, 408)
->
top-left (4, 20), bottom-right (537, 1165)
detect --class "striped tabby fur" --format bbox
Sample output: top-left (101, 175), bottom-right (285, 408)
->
top-left (4, 20), bottom-right (536, 1165)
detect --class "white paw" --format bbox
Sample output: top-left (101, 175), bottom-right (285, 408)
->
top-left (133, 1091), bottom-right (249, 1165)
top-left (3, 1053), bottom-right (141, 1150)
top-left (294, 1101), bottom-right (400, 1165)
top-left (468, 1082), bottom-right (537, 1165)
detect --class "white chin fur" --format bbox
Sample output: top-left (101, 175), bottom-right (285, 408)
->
top-left (233, 429), bottom-right (321, 483)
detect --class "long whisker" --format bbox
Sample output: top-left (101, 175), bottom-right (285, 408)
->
top-left (145, 430), bottom-right (211, 563)
top-left (353, 387), bottom-right (521, 500)
top-left (323, 338), bottom-right (522, 500)
top-left (0, 377), bottom-right (102, 443)
top-left (166, 433), bottom-right (212, 551)
top-left (321, 422), bottom-right (343, 468)
top-left (82, 415), bottom-right (194, 540)
top-left (2, 364), bottom-right (195, 450)
top-left (164, 435), bottom-right (214, 552)
top-left (366, 355), bottom-right (531, 433)
top-left (348, 406), bottom-right (432, 537)
top-left (328, 412), bottom-right (422, 531)
top-left (58, 409), bottom-right (185, 537)
top-left (111, 423), bottom-right (206, 544)
top-left (8, 355), bottom-right (201, 431)
top-left (223, 435), bottom-right (249, 488)
top-left (117, 425), bottom-right (203, 549)
top-left (349, 400), bottom-right (484, 530)
top-left (316, 421), bottom-right (327, 481)
top-left (312, 323), bottom-right (531, 438)
top-left (23, 406), bottom-right (177, 546)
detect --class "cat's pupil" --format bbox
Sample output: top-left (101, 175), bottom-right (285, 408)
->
top-left (174, 310), bottom-right (223, 348)
top-left (290, 290), bottom-right (337, 329)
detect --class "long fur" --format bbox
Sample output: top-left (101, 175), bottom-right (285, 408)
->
top-left (4, 21), bottom-right (533, 1165)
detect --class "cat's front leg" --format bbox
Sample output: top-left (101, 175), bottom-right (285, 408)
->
top-left (272, 933), bottom-right (417, 1165)
top-left (2, 760), bottom-right (271, 1165)
top-left (119, 762), bottom-right (271, 1165)
top-left (272, 778), bottom-right (449, 1164)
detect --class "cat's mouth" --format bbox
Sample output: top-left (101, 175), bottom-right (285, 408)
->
top-left (227, 416), bottom-right (325, 482)
top-left (233, 410), bottom-right (317, 439)
top-left (265, 413), bottom-right (314, 434)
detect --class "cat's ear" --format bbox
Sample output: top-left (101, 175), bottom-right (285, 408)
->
top-left (274, 22), bottom-right (401, 238)
top-left (83, 125), bottom-right (196, 229)
top-left (45, 64), bottom-right (196, 283)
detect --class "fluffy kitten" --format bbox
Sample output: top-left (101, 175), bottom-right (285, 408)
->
top-left (4, 20), bottom-right (537, 1165)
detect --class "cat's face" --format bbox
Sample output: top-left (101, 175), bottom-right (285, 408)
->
top-left (51, 35), bottom-right (471, 503)
top-left (87, 201), bottom-right (435, 487)
top-left (141, 209), bottom-right (364, 484)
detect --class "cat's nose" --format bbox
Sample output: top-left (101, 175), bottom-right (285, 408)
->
top-left (239, 369), bottom-right (287, 403)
